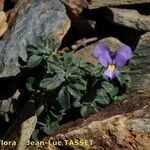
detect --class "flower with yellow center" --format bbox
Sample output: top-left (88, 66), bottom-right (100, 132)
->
top-left (93, 43), bottom-right (132, 79)
top-left (108, 64), bottom-right (115, 71)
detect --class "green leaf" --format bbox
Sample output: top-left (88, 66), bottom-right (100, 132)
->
top-left (114, 94), bottom-right (127, 102)
top-left (67, 85), bottom-right (82, 99)
top-left (47, 61), bottom-right (64, 73)
top-left (27, 55), bottom-right (43, 68)
top-left (26, 45), bottom-right (38, 54)
top-left (36, 105), bottom-right (45, 116)
top-left (63, 52), bottom-right (72, 69)
top-left (40, 75), bottom-right (65, 91)
top-left (43, 121), bottom-right (59, 135)
top-left (70, 67), bottom-right (83, 76)
top-left (80, 105), bottom-right (91, 117)
top-left (93, 64), bottom-right (102, 77)
top-left (101, 81), bottom-right (118, 98)
top-left (117, 74), bottom-right (125, 85)
top-left (26, 77), bottom-right (36, 91)
top-left (119, 66), bottom-right (130, 73)
top-left (124, 74), bottom-right (132, 87)
top-left (94, 89), bottom-right (110, 105)
top-left (73, 99), bottom-right (82, 108)
top-left (73, 79), bottom-right (87, 91)
top-left (50, 110), bottom-right (63, 121)
top-left (57, 86), bottom-right (70, 110)
top-left (32, 129), bottom-right (40, 141)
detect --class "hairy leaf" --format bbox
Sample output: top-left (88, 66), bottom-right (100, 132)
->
top-left (26, 77), bottom-right (36, 91)
top-left (67, 85), bottom-right (82, 99)
top-left (101, 81), bottom-right (118, 98)
top-left (57, 86), bottom-right (70, 110)
top-left (43, 121), bottom-right (59, 135)
top-left (40, 75), bottom-right (65, 91)
top-left (80, 105), bottom-right (91, 117)
top-left (94, 89), bottom-right (110, 105)
top-left (27, 55), bottom-right (43, 68)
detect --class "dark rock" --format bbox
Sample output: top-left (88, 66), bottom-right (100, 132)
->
top-left (104, 8), bottom-right (150, 31)
top-left (0, 0), bottom-right (70, 78)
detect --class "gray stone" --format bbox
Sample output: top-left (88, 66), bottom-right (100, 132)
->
top-left (88, 0), bottom-right (150, 9)
top-left (105, 8), bottom-right (150, 31)
top-left (130, 32), bottom-right (150, 93)
top-left (0, 0), bottom-right (70, 78)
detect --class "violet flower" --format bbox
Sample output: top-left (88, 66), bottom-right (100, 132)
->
top-left (93, 43), bottom-right (132, 79)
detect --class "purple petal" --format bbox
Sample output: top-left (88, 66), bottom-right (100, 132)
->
top-left (104, 69), bottom-right (120, 79)
top-left (113, 45), bottom-right (132, 67)
top-left (93, 43), bottom-right (112, 67)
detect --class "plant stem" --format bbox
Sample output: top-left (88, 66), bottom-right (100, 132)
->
top-left (71, 37), bottom-right (98, 51)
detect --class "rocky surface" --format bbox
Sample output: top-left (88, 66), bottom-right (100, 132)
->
top-left (0, 1), bottom-right (150, 150)
top-left (105, 8), bottom-right (150, 31)
top-left (26, 94), bottom-right (150, 150)
top-left (130, 32), bottom-right (150, 93)
top-left (0, 0), bottom-right (70, 78)
top-left (88, 0), bottom-right (150, 9)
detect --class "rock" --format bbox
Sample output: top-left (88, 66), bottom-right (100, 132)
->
top-left (0, 0), bottom-right (4, 11)
top-left (61, 0), bottom-right (96, 37)
top-left (0, 0), bottom-right (71, 78)
top-left (105, 8), bottom-right (150, 31)
top-left (61, 0), bottom-right (85, 15)
top-left (88, 0), bottom-right (150, 9)
top-left (130, 32), bottom-right (150, 93)
top-left (27, 94), bottom-right (150, 150)
top-left (0, 11), bottom-right (8, 37)
top-left (2, 101), bottom-right (37, 150)
top-left (74, 37), bottom-right (123, 65)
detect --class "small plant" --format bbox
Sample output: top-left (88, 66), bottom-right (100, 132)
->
top-left (26, 37), bottom-right (132, 140)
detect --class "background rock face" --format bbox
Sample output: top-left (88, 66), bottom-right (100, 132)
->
top-left (130, 32), bottom-right (150, 93)
top-left (0, 0), bottom-right (70, 78)
top-left (105, 8), bottom-right (150, 31)
top-left (88, 0), bottom-right (150, 9)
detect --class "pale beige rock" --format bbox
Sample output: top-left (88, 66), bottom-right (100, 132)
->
top-left (0, 11), bottom-right (8, 37)
top-left (105, 8), bottom-right (150, 31)
top-left (17, 115), bottom-right (37, 150)
top-left (52, 116), bottom-right (150, 150)
top-left (88, 0), bottom-right (150, 9)
top-left (0, 21), bottom-right (8, 37)
top-left (0, 11), bottom-right (6, 22)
